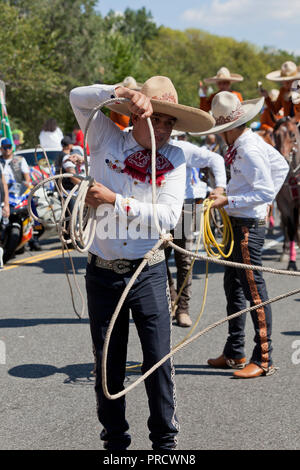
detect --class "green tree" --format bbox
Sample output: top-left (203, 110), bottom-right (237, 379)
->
top-left (0, 3), bottom-right (299, 147)
top-left (0, 0), bottom-right (103, 145)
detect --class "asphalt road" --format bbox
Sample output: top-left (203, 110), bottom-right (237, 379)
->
top-left (0, 225), bottom-right (299, 452)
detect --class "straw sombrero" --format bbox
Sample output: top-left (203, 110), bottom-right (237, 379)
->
top-left (171, 129), bottom-right (186, 137)
top-left (266, 61), bottom-right (300, 82)
top-left (191, 91), bottom-right (264, 136)
top-left (114, 76), bottom-right (143, 91)
top-left (108, 76), bottom-right (215, 133)
top-left (204, 67), bottom-right (244, 84)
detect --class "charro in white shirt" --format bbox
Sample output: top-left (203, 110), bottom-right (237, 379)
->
top-left (170, 139), bottom-right (226, 199)
top-left (226, 129), bottom-right (288, 219)
top-left (70, 84), bottom-right (186, 260)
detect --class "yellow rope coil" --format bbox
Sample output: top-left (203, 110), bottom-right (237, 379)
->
top-left (203, 198), bottom-right (234, 259)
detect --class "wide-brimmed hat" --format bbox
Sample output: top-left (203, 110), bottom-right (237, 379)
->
top-left (108, 76), bottom-right (215, 133)
top-left (204, 67), bottom-right (244, 84)
top-left (266, 61), bottom-right (300, 82)
top-left (191, 91), bottom-right (264, 136)
top-left (171, 129), bottom-right (186, 137)
top-left (114, 76), bottom-right (143, 91)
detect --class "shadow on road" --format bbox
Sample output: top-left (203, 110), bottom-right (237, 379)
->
top-left (281, 331), bottom-right (300, 336)
top-left (0, 318), bottom-right (89, 328)
top-left (7, 362), bottom-right (232, 382)
top-left (8, 362), bottom-right (95, 384)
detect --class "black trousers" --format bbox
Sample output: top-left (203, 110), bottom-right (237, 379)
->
top-left (223, 220), bottom-right (273, 369)
top-left (85, 259), bottom-right (179, 450)
top-left (165, 202), bottom-right (194, 313)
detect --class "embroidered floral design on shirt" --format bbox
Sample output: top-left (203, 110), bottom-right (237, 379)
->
top-left (105, 159), bottom-right (124, 173)
top-left (121, 197), bottom-right (132, 215)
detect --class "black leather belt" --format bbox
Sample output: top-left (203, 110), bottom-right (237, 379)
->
top-left (87, 250), bottom-right (165, 274)
top-left (230, 216), bottom-right (266, 227)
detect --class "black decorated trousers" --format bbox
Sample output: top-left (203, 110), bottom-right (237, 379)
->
top-left (85, 258), bottom-right (179, 450)
top-left (223, 218), bottom-right (273, 369)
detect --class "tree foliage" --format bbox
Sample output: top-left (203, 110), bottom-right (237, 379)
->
top-left (0, 1), bottom-right (299, 146)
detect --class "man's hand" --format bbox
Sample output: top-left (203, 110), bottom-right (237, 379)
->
top-left (85, 182), bottom-right (116, 208)
top-left (115, 86), bottom-right (153, 119)
top-left (209, 187), bottom-right (225, 197)
top-left (208, 193), bottom-right (228, 209)
top-left (69, 153), bottom-right (84, 165)
top-left (3, 203), bottom-right (10, 218)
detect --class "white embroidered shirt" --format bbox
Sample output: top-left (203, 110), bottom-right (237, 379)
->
top-left (226, 129), bottom-right (289, 218)
top-left (69, 84), bottom-right (186, 260)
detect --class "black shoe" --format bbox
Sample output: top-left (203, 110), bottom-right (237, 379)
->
top-left (100, 428), bottom-right (131, 451)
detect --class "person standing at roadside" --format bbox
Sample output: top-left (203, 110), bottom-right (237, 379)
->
top-left (39, 118), bottom-right (64, 149)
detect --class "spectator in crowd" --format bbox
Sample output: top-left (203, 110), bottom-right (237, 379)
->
top-left (39, 118), bottom-right (64, 149)
top-left (199, 67), bottom-right (243, 113)
top-left (260, 61), bottom-right (300, 121)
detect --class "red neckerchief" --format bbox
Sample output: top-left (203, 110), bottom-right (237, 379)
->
top-left (123, 149), bottom-right (174, 186)
top-left (224, 144), bottom-right (237, 167)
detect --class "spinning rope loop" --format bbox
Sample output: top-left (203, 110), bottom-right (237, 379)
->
top-left (27, 97), bottom-right (300, 401)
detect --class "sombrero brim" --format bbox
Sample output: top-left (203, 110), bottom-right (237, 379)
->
top-left (266, 67), bottom-right (300, 82)
top-left (204, 73), bottom-right (244, 84)
top-left (190, 97), bottom-right (265, 136)
top-left (107, 99), bottom-right (216, 133)
top-left (113, 81), bottom-right (144, 90)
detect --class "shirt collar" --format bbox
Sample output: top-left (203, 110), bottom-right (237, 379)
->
top-left (123, 130), bottom-right (140, 153)
top-left (232, 128), bottom-right (252, 150)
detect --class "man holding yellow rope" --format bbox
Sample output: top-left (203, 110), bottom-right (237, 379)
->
top-left (70, 76), bottom-right (214, 450)
top-left (198, 91), bottom-right (288, 378)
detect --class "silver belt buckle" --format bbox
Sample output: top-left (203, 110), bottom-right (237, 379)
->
top-left (112, 259), bottom-right (132, 274)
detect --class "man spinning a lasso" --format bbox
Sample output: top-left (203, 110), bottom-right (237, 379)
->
top-left (70, 76), bottom-right (214, 450)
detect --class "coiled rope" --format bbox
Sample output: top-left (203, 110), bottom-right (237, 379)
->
top-left (30, 145), bottom-right (87, 318)
top-left (27, 97), bottom-right (300, 401)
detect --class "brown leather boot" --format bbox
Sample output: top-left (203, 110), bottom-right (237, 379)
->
top-left (233, 363), bottom-right (276, 378)
top-left (207, 354), bottom-right (246, 369)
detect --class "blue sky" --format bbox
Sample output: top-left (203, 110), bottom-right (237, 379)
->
top-left (95, 0), bottom-right (300, 56)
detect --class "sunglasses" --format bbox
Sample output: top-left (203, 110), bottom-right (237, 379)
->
top-left (2, 145), bottom-right (12, 149)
